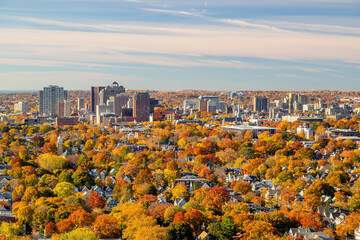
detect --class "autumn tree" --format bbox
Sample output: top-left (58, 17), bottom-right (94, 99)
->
top-left (0, 222), bottom-right (23, 240)
top-left (234, 181), bottom-right (251, 195)
top-left (38, 154), bottom-right (68, 172)
top-left (92, 214), bottom-right (121, 239)
top-left (43, 142), bottom-right (57, 154)
top-left (68, 209), bottom-right (94, 228)
top-left (336, 212), bottom-right (360, 239)
top-left (53, 182), bottom-right (75, 198)
top-left (88, 192), bottom-right (106, 209)
top-left (60, 227), bottom-right (99, 240)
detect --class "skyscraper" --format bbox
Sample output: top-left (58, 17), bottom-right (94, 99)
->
top-left (90, 86), bottom-right (105, 113)
top-left (133, 92), bottom-right (150, 122)
top-left (113, 93), bottom-right (130, 115)
top-left (99, 82), bottom-right (125, 106)
top-left (78, 97), bottom-right (85, 111)
top-left (253, 97), bottom-right (268, 112)
top-left (58, 100), bottom-right (71, 117)
top-left (39, 85), bottom-right (67, 116)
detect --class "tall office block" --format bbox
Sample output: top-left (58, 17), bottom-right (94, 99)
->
top-left (91, 86), bottom-right (105, 113)
top-left (99, 82), bottom-right (125, 106)
top-left (298, 94), bottom-right (309, 105)
top-left (207, 100), bottom-right (217, 113)
top-left (253, 97), bottom-right (268, 112)
top-left (133, 92), bottom-right (150, 122)
top-left (58, 100), bottom-right (71, 117)
top-left (113, 93), bottom-right (130, 115)
top-left (199, 100), bottom-right (208, 112)
top-left (39, 85), bottom-right (67, 116)
top-left (78, 97), bottom-right (85, 111)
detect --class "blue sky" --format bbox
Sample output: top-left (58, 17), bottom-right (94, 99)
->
top-left (0, 0), bottom-right (359, 91)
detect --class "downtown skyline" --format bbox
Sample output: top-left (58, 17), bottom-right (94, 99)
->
top-left (0, 0), bottom-right (359, 91)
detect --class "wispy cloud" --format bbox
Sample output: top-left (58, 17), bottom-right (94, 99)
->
top-left (258, 20), bottom-right (360, 35)
top-left (1, 26), bottom-right (359, 62)
top-left (0, 71), bottom-right (146, 90)
top-left (141, 8), bottom-right (202, 17)
top-left (217, 19), bottom-right (284, 32)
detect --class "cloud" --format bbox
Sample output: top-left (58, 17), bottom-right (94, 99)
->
top-left (0, 71), bottom-right (145, 90)
top-left (0, 26), bottom-right (359, 63)
top-left (141, 8), bottom-right (202, 17)
top-left (217, 19), bottom-right (284, 32)
top-left (257, 20), bottom-right (360, 35)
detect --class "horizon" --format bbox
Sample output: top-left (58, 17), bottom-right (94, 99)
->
top-left (0, 0), bottom-right (359, 90)
top-left (2, 88), bottom-right (360, 94)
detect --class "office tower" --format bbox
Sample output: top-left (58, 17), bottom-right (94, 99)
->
top-left (99, 82), bottom-right (125, 106)
top-left (65, 100), bottom-right (71, 117)
top-left (207, 100), bottom-right (217, 113)
top-left (78, 97), bottom-right (85, 111)
top-left (253, 97), bottom-right (268, 112)
top-left (58, 100), bottom-right (71, 117)
top-left (298, 94), bottom-right (309, 104)
top-left (14, 101), bottom-right (29, 113)
top-left (58, 100), bottom-right (64, 117)
top-left (288, 93), bottom-right (299, 113)
top-left (113, 93), bottom-right (130, 115)
top-left (199, 100), bottom-right (208, 112)
top-left (199, 96), bottom-right (220, 108)
top-left (39, 85), bottom-right (67, 116)
top-left (133, 92), bottom-right (150, 122)
top-left (91, 86), bottom-right (105, 113)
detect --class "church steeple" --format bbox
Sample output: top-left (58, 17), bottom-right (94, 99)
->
top-left (57, 133), bottom-right (63, 155)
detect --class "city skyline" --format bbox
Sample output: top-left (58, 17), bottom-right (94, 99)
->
top-left (0, 0), bottom-right (359, 91)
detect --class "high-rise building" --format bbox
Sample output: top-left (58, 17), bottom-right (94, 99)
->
top-left (39, 85), bottom-right (67, 116)
top-left (133, 92), bottom-right (150, 122)
top-left (14, 101), bottom-right (29, 113)
top-left (199, 100), bottom-right (208, 112)
top-left (58, 100), bottom-right (71, 117)
top-left (207, 100), bottom-right (217, 113)
top-left (91, 86), bottom-right (105, 113)
top-left (288, 93), bottom-right (308, 113)
top-left (99, 82), bottom-right (125, 106)
top-left (253, 97), bottom-right (268, 112)
top-left (298, 94), bottom-right (309, 105)
top-left (199, 96), bottom-right (220, 108)
top-left (78, 97), bottom-right (85, 111)
top-left (113, 93), bottom-right (130, 115)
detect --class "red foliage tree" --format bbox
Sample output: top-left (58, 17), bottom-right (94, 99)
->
top-left (45, 222), bottom-right (56, 237)
top-left (88, 192), bottom-right (106, 209)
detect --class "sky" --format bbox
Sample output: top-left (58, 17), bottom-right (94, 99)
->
top-left (0, 0), bottom-right (359, 91)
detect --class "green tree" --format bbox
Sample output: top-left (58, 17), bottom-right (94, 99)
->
top-left (209, 216), bottom-right (237, 240)
top-left (167, 222), bottom-right (194, 240)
